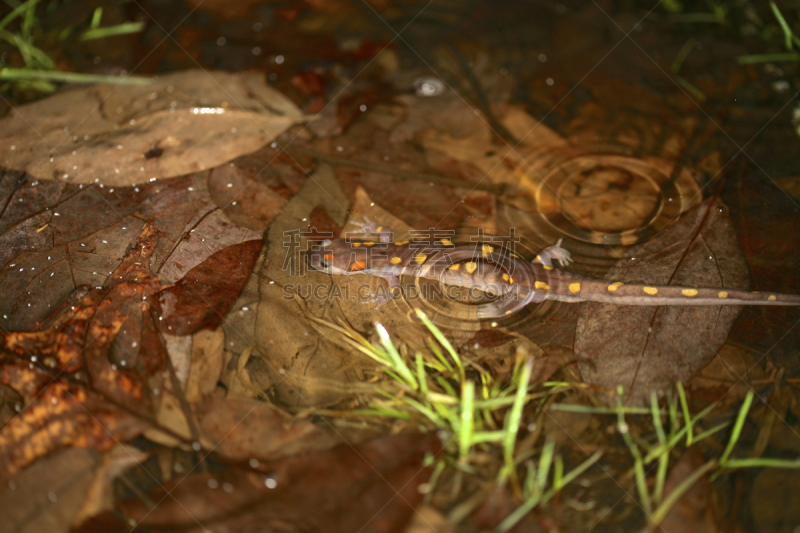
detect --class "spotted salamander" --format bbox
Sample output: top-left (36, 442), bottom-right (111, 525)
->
top-left (308, 236), bottom-right (800, 319)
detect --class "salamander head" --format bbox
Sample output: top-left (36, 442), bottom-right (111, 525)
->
top-left (308, 239), bottom-right (360, 275)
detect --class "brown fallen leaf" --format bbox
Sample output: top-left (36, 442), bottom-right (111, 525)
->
top-left (0, 70), bottom-right (304, 186)
top-left (658, 448), bottom-right (718, 533)
top-left (184, 329), bottom-right (227, 402)
top-left (575, 198), bottom-right (749, 403)
top-left (750, 468), bottom-right (800, 533)
top-left (155, 239), bottom-right (263, 336)
top-left (0, 380), bottom-right (147, 484)
top-left (194, 397), bottom-right (343, 460)
top-left (0, 171), bottom-right (208, 332)
top-left (118, 432), bottom-right (441, 533)
top-left (207, 147), bottom-right (313, 231)
top-left (0, 448), bottom-right (99, 533)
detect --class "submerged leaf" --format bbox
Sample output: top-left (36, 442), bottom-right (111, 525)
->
top-left (575, 198), bottom-right (749, 403)
top-left (0, 70), bottom-right (304, 186)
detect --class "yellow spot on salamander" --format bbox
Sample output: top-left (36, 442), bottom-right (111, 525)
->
top-left (390, 257), bottom-right (402, 265)
top-left (768, 295), bottom-right (777, 301)
top-left (376, 226), bottom-right (383, 232)
top-left (415, 253), bottom-right (427, 265)
top-left (718, 291), bottom-right (728, 299)
top-left (502, 273), bottom-right (515, 284)
top-left (682, 289), bottom-right (698, 297)
top-left (394, 240), bottom-right (409, 246)
top-left (449, 263), bottom-right (460, 271)
top-left (569, 283), bottom-right (581, 293)
top-left (534, 281), bottom-right (549, 290)
top-left (466, 262), bottom-right (477, 274)
top-left (482, 244), bottom-right (494, 257)
top-left (505, 310), bottom-right (512, 315)
top-left (352, 242), bottom-right (362, 247)
top-left (440, 238), bottom-right (452, 246)
top-left (643, 287), bottom-right (658, 295)
top-left (608, 282), bottom-right (624, 291)
top-left (542, 265), bottom-right (553, 270)
top-left (363, 241), bottom-right (375, 247)
top-left (510, 253), bottom-right (520, 258)
top-left (535, 255), bottom-right (542, 262)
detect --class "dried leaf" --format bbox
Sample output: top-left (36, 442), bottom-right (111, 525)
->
top-left (0, 70), bottom-right (304, 186)
top-left (576, 198), bottom-right (749, 403)
top-left (156, 240), bottom-right (262, 336)
top-left (194, 398), bottom-right (341, 460)
top-left (0, 448), bottom-right (99, 533)
top-left (118, 432), bottom-right (440, 533)
top-left (659, 448), bottom-right (716, 533)
top-left (751, 469), bottom-right (800, 533)
top-left (0, 380), bottom-right (147, 482)
top-left (184, 329), bottom-right (227, 402)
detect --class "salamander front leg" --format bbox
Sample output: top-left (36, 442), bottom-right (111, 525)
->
top-left (360, 273), bottom-right (403, 310)
top-left (534, 238), bottom-right (572, 268)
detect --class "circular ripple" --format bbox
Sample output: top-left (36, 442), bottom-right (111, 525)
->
top-left (535, 154), bottom-right (700, 246)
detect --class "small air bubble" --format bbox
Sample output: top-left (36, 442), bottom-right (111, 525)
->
top-left (217, 37), bottom-right (226, 46)
top-left (546, 77), bottom-right (554, 86)
top-left (207, 479), bottom-right (219, 489)
top-left (264, 475), bottom-right (278, 489)
top-left (252, 46), bottom-right (262, 56)
top-left (192, 441), bottom-right (202, 451)
top-left (274, 54), bottom-right (284, 64)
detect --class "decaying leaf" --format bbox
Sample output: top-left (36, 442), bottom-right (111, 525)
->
top-left (194, 397), bottom-right (344, 460)
top-left (223, 164), bottom-right (360, 408)
top-left (0, 448), bottom-right (99, 533)
top-left (751, 468), bottom-right (800, 533)
top-left (575, 198), bottom-right (749, 403)
top-left (118, 432), bottom-right (441, 533)
top-left (658, 448), bottom-right (716, 533)
top-left (0, 70), bottom-right (305, 186)
top-left (156, 239), bottom-right (263, 336)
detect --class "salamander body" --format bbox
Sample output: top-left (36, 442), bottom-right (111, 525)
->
top-left (308, 237), bottom-right (800, 319)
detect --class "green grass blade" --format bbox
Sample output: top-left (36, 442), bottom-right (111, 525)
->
top-left (721, 457), bottom-right (800, 469)
top-left (676, 382), bottom-right (693, 445)
top-left (416, 309), bottom-right (464, 379)
top-left (719, 391), bottom-right (754, 465)
top-left (458, 380), bottom-right (475, 461)
top-left (90, 7), bottom-right (103, 29)
top-left (737, 53), bottom-right (800, 64)
top-left (503, 358), bottom-right (533, 477)
top-left (770, 1), bottom-right (795, 51)
top-left (80, 21), bottom-right (145, 41)
top-left (0, 68), bottom-right (152, 85)
top-left (649, 460), bottom-right (716, 528)
top-left (0, 0), bottom-right (36, 31)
